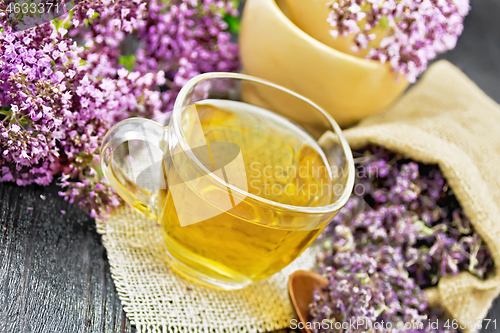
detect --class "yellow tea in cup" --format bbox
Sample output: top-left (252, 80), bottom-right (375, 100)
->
top-left (101, 73), bottom-right (354, 290)
top-left (159, 100), bottom-right (335, 287)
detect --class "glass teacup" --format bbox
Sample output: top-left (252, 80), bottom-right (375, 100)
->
top-left (100, 73), bottom-right (354, 290)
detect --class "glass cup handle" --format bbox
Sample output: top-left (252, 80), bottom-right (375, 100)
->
top-left (100, 118), bottom-right (166, 220)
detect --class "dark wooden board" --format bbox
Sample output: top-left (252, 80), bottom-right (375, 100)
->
top-left (0, 182), bottom-right (135, 333)
top-left (0, 0), bottom-right (500, 332)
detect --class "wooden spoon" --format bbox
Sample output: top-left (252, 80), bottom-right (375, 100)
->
top-left (288, 270), bottom-right (329, 333)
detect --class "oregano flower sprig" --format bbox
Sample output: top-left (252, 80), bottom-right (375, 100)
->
top-left (70, 0), bottom-right (239, 112)
top-left (327, 0), bottom-right (470, 82)
top-left (0, 22), bottom-right (165, 217)
top-left (0, 0), bottom-right (239, 218)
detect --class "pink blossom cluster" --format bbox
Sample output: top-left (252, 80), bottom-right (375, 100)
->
top-left (134, 0), bottom-right (239, 110)
top-left (0, 0), bottom-right (239, 217)
top-left (0, 22), bottom-right (167, 217)
top-left (327, 0), bottom-right (470, 82)
top-left (70, 0), bottom-right (239, 111)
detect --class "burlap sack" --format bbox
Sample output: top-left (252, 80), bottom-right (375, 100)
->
top-left (344, 60), bottom-right (500, 332)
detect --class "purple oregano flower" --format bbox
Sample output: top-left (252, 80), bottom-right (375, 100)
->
top-left (310, 145), bottom-right (493, 333)
top-left (0, 0), bottom-right (239, 218)
top-left (326, 0), bottom-right (470, 82)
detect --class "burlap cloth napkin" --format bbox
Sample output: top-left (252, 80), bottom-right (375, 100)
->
top-left (97, 60), bottom-right (500, 332)
top-left (95, 206), bottom-right (317, 333)
top-left (344, 60), bottom-right (500, 332)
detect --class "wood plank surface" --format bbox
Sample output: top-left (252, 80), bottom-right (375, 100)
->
top-left (0, 182), bottom-right (135, 333)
